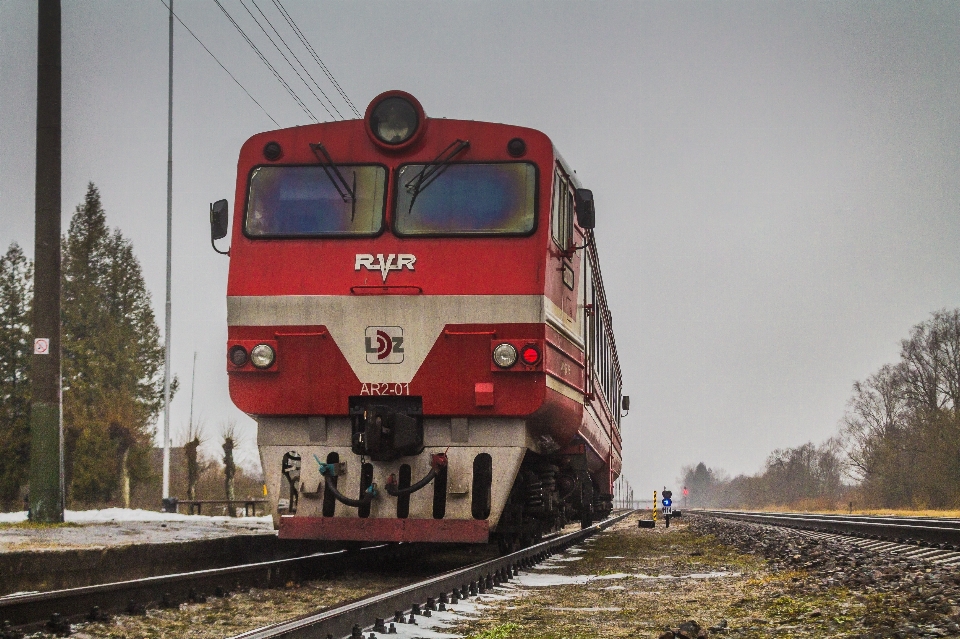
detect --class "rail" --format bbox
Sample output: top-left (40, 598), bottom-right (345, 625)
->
top-left (0, 543), bottom-right (410, 631)
top-left (696, 510), bottom-right (960, 548)
top-left (230, 510), bottom-right (635, 639)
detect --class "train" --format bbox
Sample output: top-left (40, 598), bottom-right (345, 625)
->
top-left (210, 91), bottom-right (625, 550)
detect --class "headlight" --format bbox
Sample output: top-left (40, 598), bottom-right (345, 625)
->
top-left (229, 345), bottom-right (248, 367)
top-left (492, 343), bottom-right (518, 368)
top-left (250, 344), bottom-right (276, 369)
top-left (370, 96), bottom-right (418, 145)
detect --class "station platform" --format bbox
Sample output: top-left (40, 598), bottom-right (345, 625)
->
top-left (0, 508), bottom-right (275, 553)
top-left (0, 509), bottom-right (313, 596)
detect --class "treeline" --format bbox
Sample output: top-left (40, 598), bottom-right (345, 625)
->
top-left (0, 184), bottom-right (165, 510)
top-left (683, 309), bottom-right (960, 510)
top-left (680, 442), bottom-right (846, 510)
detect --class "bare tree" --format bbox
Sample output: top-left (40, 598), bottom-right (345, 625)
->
top-left (221, 420), bottom-right (239, 512)
top-left (180, 418), bottom-right (206, 501)
top-left (840, 364), bottom-right (910, 482)
top-left (900, 316), bottom-right (946, 414)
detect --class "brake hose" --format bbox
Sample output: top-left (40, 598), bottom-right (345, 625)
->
top-left (386, 453), bottom-right (447, 497)
top-left (324, 477), bottom-right (377, 508)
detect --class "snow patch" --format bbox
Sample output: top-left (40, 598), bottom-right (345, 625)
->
top-left (0, 508), bottom-right (273, 524)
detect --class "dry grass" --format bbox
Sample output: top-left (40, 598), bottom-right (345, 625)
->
top-left (446, 515), bottom-right (902, 639)
top-left (751, 505), bottom-right (960, 517)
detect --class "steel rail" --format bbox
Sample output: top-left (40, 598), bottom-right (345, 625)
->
top-left (230, 510), bottom-right (636, 639)
top-left (0, 543), bottom-right (408, 630)
top-left (697, 510), bottom-right (960, 548)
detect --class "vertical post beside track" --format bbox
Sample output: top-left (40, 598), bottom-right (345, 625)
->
top-left (30, 0), bottom-right (65, 524)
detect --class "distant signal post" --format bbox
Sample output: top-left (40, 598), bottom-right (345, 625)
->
top-left (30, 0), bottom-right (65, 523)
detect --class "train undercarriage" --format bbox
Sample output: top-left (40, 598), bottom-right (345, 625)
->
top-left (259, 407), bottom-right (613, 551)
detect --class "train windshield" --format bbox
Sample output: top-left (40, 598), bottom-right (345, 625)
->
top-left (394, 163), bottom-right (536, 235)
top-left (245, 165), bottom-right (386, 237)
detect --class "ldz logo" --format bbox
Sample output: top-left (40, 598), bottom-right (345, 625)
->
top-left (365, 326), bottom-right (404, 364)
top-left (355, 254), bottom-right (416, 283)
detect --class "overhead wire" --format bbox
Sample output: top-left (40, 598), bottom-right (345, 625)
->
top-left (272, 0), bottom-right (361, 118)
top-left (245, 0), bottom-right (342, 120)
top-left (213, 0), bottom-right (319, 123)
top-left (156, 0), bottom-right (280, 127)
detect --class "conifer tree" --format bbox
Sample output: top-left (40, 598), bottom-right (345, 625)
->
top-left (61, 184), bottom-right (170, 504)
top-left (0, 243), bottom-right (32, 509)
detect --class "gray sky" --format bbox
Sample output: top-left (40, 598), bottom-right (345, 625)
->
top-left (1, 1), bottom-right (958, 495)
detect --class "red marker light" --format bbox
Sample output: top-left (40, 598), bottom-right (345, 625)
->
top-left (229, 345), bottom-right (248, 367)
top-left (520, 345), bottom-right (540, 365)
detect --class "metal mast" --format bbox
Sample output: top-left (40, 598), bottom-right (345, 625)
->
top-left (30, 0), bottom-right (65, 523)
top-left (162, 0), bottom-right (174, 501)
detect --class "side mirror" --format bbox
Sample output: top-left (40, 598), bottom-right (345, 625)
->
top-left (210, 199), bottom-right (230, 255)
top-left (621, 395), bottom-right (630, 412)
top-left (575, 188), bottom-right (595, 230)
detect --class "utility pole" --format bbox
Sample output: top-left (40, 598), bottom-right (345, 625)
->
top-left (30, 0), bottom-right (65, 523)
top-left (162, 0), bottom-right (174, 502)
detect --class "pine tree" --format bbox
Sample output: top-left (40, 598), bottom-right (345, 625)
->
top-left (0, 243), bottom-right (32, 509)
top-left (62, 183), bottom-right (170, 505)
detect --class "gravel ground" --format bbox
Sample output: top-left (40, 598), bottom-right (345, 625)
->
top-left (443, 513), bottom-right (960, 639)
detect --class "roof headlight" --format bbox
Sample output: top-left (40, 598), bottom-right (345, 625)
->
top-left (370, 96), bottom-right (419, 145)
top-left (492, 343), bottom-right (518, 369)
top-left (250, 343), bottom-right (276, 369)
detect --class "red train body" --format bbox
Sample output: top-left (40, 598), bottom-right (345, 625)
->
top-left (218, 92), bottom-right (624, 547)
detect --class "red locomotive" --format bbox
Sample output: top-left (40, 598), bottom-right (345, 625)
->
top-left (210, 91), bottom-right (625, 549)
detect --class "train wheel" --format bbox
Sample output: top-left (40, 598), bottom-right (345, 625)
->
top-left (496, 534), bottom-right (520, 554)
top-left (580, 480), bottom-right (594, 529)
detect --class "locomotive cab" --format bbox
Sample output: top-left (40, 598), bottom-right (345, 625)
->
top-left (216, 91), bottom-right (623, 548)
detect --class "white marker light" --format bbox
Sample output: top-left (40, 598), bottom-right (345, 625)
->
top-left (492, 343), bottom-right (518, 368)
top-left (250, 344), bottom-right (276, 369)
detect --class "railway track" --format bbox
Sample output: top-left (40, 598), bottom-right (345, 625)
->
top-left (698, 509), bottom-right (960, 556)
top-left (1, 511), bottom-right (633, 637)
top-left (229, 510), bottom-right (635, 639)
top-left (0, 542), bottom-right (418, 633)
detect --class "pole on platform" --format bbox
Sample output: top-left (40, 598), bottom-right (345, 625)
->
top-left (162, 0), bottom-right (174, 501)
top-left (30, 0), bottom-right (65, 523)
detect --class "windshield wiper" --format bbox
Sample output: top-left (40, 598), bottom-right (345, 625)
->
top-left (403, 139), bottom-right (470, 214)
top-left (310, 142), bottom-right (357, 220)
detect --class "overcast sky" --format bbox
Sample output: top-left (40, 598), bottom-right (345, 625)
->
top-left (1, 1), bottom-right (958, 496)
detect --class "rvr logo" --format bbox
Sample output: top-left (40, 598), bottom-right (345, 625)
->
top-left (355, 253), bottom-right (416, 283)
top-left (365, 326), bottom-right (404, 364)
